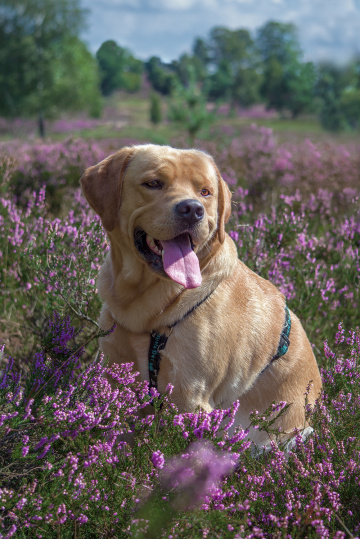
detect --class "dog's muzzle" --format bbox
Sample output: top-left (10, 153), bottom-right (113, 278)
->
top-left (134, 227), bottom-right (202, 289)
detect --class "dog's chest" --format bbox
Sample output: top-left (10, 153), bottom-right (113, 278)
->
top-left (128, 333), bottom-right (151, 382)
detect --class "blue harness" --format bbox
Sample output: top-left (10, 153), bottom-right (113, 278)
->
top-left (148, 301), bottom-right (291, 399)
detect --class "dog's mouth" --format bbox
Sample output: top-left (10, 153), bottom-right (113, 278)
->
top-left (134, 228), bottom-right (202, 289)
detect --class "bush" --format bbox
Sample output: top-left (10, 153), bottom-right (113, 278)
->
top-left (168, 81), bottom-right (214, 145)
top-left (149, 92), bottom-right (162, 126)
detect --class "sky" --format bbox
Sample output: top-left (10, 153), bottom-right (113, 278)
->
top-left (81, 0), bottom-right (360, 65)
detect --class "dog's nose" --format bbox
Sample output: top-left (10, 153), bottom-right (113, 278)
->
top-left (175, 199), bottom-right (205, 224)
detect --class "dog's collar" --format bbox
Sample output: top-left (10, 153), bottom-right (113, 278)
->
top-left (148, 287), bottom-right (217, 401)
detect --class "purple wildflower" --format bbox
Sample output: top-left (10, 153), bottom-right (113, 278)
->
top-left (151, 450), bottom-right (165, 469)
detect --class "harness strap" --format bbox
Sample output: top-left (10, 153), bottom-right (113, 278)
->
top-left (148, 331), bottom-right (168, 393)
top-left (148, 298), bottom-right (291, 402)
top-left (258, 304), bottom-right (291, 377)
top-left (148, 287), bottom-right (217, 401)
top-left (271, 304), bottom-right (291, 362)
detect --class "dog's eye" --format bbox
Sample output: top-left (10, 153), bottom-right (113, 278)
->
top-left (201, 188), bottom-right (211, 197)
top-left (144, 179), bottom-right (162, 189)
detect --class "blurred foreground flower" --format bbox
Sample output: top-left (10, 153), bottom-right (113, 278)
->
top-left (161, 441), bottom-right (237, 510)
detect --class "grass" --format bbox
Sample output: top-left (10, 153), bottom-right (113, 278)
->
top-left (3, 92), bottom-right (359, 148)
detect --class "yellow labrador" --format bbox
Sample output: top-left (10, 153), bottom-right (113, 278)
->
top-left (80, 144), bottom-right (322, 448)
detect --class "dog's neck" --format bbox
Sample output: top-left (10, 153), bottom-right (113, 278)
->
top-left (98, 232), bottom-right (237, 334)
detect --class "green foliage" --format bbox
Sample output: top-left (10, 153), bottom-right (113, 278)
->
top-left (45, 36), bottom-right (102, 118)
top-left (260, 56), bottom-right (284, 110)
top-left (145, 56), bottom-right (178, 96)
top-left (257, 21), bottom-right (315, 117)
top-left (256, 20), bottom-right (301, 65)
top-left (206, 26), bottom-right (261, 108)
top-left (319, 100), bottom-right (347, 132)
top-left (231, 66), bottom-right (262, 108)
top-left (192, 37), bottom-right (210, 67)
top-left (0, 0), bottom-right (101, 134)
top-left (340, 88), bottom-right (360, 129)
top-left (191, 38), bottom-right (210, 84)
top-left (149, 92), bottom-right (162, 125)
top-left (207, 60), bottom-right (233, 102)
top-left (315, 60), bottom-right (360, 132)
top-left (96, 40), bottom-right (143, 96)
top-left (315, 62), bottom-right (350, 132)
top-left (287, 61), bottom-right (316, 118)
top-left (168, 76), bottom-right (214, 145)
top-left (208, 26), bottom-right (259, 72)
top-left (171, 54), bottom-right (197, 87)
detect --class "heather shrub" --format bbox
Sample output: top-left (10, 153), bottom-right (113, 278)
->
top-left (222, 124), bottom-right (360, 206)
top-left (229, 187), bottom-right (359, 350)
top-left (1, 320), bottom-right (360, 537)
top-left (0, 131), bottom-right (360, 537)
top-left (0, 139), bottom-right (105, 213)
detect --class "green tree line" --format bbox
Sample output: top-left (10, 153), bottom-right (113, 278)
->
top-left (1, 0), bottom-right (360, 134)
top-left (143, 22), bottom-right (360, 131)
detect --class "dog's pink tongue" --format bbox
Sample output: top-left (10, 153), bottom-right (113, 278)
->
top-left (162, 234), bottom-right (202, 289)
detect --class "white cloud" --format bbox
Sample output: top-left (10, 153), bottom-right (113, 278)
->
top-left (98, 0), bottom-right (142, 6)
top-left (83, 0), bottom-right (360, 64)
top-left (229, 0), bottom-right (256, 4)
top-left (145, 0), bottom-right (221, 9)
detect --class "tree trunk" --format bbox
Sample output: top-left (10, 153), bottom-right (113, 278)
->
top-left (38, 111), bottom-right (45, 138)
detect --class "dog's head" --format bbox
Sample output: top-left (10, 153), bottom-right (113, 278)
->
top-left (80, 144), bottom-right (231, 289)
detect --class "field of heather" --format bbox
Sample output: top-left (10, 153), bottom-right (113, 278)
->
top-left (0, 120), bottom-right (360, 537)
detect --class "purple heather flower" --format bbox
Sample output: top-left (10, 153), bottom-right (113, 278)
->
top-left (4, 524), bottom-right (17, 538)
top-left (151, 450), bottom-right (165, 469)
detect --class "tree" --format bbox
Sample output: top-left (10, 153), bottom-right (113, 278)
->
top-left (315, 62), bottom-right (352, 131)
top-left (171, 54), bottom-right (198, 87)
top-left (206, 27), bottom-right (261, 108)
top-left (171, 47), bottom-right (210, 93)
top-left (335, 58), bottom-right (360, 130)
top-left (256, 21), bottom-right (315, 116)
top-left (145, 57), bottom-right (177, 96)
top-left (0, 0), bottom-right (101, 136)
top-left (192, 37), bottom-right (210, 83)
top-left (96, 40), bottom-right (143, 96)
top-left (286, 61), bottom-right (316, 118)
top-left (42, 36), bottom-right (101, 118)
top-left (340, 89), bottom-right (360, 129)
top-left (168, 71), bottom-right (214, 145)
top-left (260, 56), bottom-right (286, 111)
top-left (207, 61), bottom-right (233, 102)
top-left (232, 67), bottom-right (263, 108)
top-left (256, 21), bottom-right (301, 66)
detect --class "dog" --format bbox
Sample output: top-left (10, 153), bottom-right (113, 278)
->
top-left (80, 144), bottom-right (322, 449)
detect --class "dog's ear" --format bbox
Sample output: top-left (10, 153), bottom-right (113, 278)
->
top-left (214, 164), bottom-right (232, 244)
top-left (80, 146), bottom-right (135, 231)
